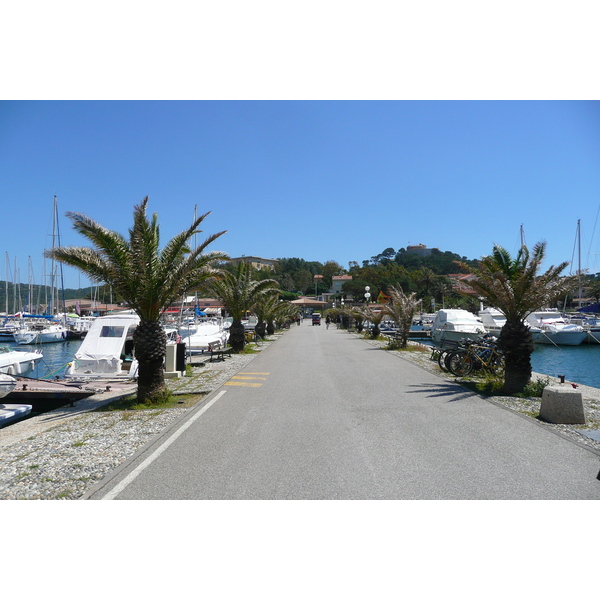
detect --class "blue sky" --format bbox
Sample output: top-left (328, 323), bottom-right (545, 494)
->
top-left (1, 100), bottom-right (599, 290)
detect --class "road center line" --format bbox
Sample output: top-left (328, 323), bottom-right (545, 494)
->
top-left (99, 390), bottom-right (228, 500)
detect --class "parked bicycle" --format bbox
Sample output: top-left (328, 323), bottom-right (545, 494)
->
top-left (444, 335), bottom-right (504, 377)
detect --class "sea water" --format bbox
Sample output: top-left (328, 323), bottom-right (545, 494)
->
top-left (530, 343), bottom-right (600, 388)
top-left (5, 337), bottom-right (600, 390)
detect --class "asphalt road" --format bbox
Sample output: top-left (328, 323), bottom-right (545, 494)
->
top-left (87, 322), bottom-right (600, 499)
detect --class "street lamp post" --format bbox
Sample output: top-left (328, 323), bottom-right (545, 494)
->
top-left (364, 286), bottom-right (371, 306)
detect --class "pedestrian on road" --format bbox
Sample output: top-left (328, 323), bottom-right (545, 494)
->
top-left (326, 316), bottom-right (331, 329)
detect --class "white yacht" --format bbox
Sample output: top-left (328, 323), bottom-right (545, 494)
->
top-left (179, 317), bottom-right (229, 354)
top-left (64, 314), bottom-right (140, 379)
top-left (430, 309), bottom-right (486, 344)
top-left (479, 307), bottom-right (506, 338)
top-left (525, 309), bottom-right (587, 346)
top-left (0, 373), bottom-right (17, 398)
top-left (13, 321), bottom-right (69, 345)
top-left (0, 345), bottom-right (43, 376)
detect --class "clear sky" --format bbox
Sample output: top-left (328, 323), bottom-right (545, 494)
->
top-left (2, 3), bottom-right (600, 291)
top-left (2, 100), bottom-right (599, 289)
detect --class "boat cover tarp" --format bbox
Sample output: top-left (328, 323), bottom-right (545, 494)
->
top-left (71, 315), bottom-right (139, 374)
top-left (577, 303), bottom-right (600, 314)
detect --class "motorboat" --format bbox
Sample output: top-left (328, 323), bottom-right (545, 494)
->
top-left (64, 314), bottom-right (140, 379)
top-left (0, 373), bottom-right (17, 398)
top-left (430, 309), bottom-right (486, 345)
top-left (0, 345), bottom-right (43, 376)
top-left (525, 310), bottom-right (587, 346)
top-left (479, 307), bottom-right (507, 338)
top-left (179, 317), bottom-right (229, 354)
top-left (13, 320), bottom-right (69, 345)
top-left (0, 318), bottom-right (20, 341)
top-left (569, 312), bottom-right (600, 344)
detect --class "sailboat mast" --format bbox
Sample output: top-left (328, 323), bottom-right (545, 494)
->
top-left (49, 195), bottom-right (57, 315)
top-left (578, 218), bottom-right (582, 308)
top-left (4, 252), bottom-right (8, 315)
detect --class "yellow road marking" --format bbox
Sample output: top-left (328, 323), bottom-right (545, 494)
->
top-left (239, 372), bottom-right (270, 375)
top-left (225, 372), bottom-right (270, 388)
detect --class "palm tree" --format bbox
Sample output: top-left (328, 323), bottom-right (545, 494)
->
top-left (383, 285), bottom-right (420, 348)
top-left (356, 304), bottom-right (387, 339)
top-left (267, 298), bottom-right (297, 334)
top-left (459, 242), bottom-right (578, 394)
top-left (46, 197), bottom-right (227, 403)
top-left (253, 291), bottom-right (287, 338)
top-left (209, 262), bottom-right (279, 352)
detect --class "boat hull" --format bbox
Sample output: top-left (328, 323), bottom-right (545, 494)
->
top-left (0, 374), bottom-right (17, 398)
top-left (180, 321), bottom-right (229, 354)
top-left (532, 330), bottom-right (588, 345)
top-left (14, 326), bottom-right (68, 345)
top-left (0, 348), bottom-right (43, 376)
top-left (430, 329), bottom-right (485, 345)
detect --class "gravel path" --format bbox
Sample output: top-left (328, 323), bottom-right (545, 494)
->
top-left (2, 331), bottom-right (599, 500)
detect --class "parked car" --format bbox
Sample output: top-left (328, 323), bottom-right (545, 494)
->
top-left (312, 313), bottom-right (321, 326)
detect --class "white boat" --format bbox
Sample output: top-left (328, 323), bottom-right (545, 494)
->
top-left (179, 318), bottom-right (229, 354)
top-left (0, 318), bottom-right (20, 341)
top-left (430, 309), bottom-right (486, 345)
top-left (64, 314), bottom-right (140, 379)
top-left (0, 345), bottom-right (43, 376)
top-left (479, 307), bottom-right (507, 337)
top-left (0, 402), bottom-right (32, 427)
top-left (525, 309), bottom-right (587, 346)
top-left (569, 314), bottom-right (600, 344)
top-left (0, 373), bottom-right (17, 398)
top-left (13, 321), bottom-right (69, 345)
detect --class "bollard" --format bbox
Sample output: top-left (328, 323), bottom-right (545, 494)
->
top-left (540, 385), bottom-right (586, 424)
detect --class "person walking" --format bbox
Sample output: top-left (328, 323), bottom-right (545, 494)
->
top-left (326, 315), bottom-right (331, 329)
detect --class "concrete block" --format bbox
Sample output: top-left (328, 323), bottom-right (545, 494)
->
top-left (164, 371), bottom-right (181, 379)
top-left (539, 385), bottom-right (586, 424)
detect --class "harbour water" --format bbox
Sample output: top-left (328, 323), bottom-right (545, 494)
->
top-left (2, 336), bottom-right (600, 389)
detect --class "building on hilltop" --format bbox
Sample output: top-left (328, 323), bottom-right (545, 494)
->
top-left (405, 243), bottom-right (438, 257)
top-left (228, 256), bottom-right (279, 270)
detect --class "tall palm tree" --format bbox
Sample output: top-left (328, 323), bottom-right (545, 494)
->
top-left (46, 197), bottom-right (227, 403)
top-left (209, 262), bottom-right (279, 352)
top-left (459, 242), bottom-right (577, 394)
top-left (383, 285), bottom-right (420, 348)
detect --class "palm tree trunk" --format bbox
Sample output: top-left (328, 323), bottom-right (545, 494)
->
top-left (133, 320), bottom-right (167, 403)
top-left (498, 320), bottom-right (535, 395)
top-left (255, 320), bottom-right (267, 338)
top-left (229, 319), bottom-right (246, 353)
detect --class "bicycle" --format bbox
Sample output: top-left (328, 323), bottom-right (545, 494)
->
top-left (445, 337), bottom-right (504, 377)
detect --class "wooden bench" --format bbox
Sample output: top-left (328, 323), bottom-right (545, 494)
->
top-left (209, 342), bottom-right (233, 362)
